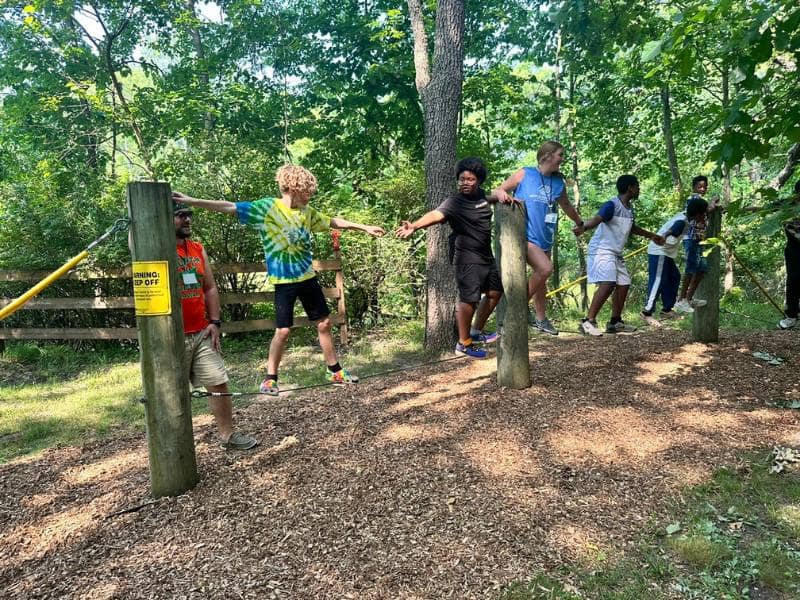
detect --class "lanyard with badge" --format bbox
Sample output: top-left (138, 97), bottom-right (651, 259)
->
top-left (541, 171), bottom-right (558, 224)
top-left (180, 240), bottom-right (201, 288)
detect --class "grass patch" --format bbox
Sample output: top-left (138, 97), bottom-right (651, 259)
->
top-left (0, 319), bottom-right (426, 463)
top-left (502, 452), bottom-right (800, 599)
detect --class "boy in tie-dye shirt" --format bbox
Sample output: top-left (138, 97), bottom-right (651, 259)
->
top-left (173, 165), bottom-right (384, 396)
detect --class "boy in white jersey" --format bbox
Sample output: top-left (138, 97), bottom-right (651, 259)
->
top-left (641, 197), bottom-right (707, 326)
top-left (578, 175), bottom-right (664, 336)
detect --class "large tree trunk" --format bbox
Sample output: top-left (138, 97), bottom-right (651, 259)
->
top-left (407, 0), bottom-right (465, 351)
top-left (660, 85), bottom-right (683, 197)
top-left (184, 0), bottom-right (214, 132)
top-left (769, 143), bottom-right (800, 190)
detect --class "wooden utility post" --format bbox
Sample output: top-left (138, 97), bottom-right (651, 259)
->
top-left (495, 203), bottom-right (530, 388)
top-left (127, 182), bottom-right (198, 497)
top-left (692, 209), bottom-right (722, 343)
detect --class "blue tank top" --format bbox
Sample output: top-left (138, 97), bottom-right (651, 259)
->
top-left (515, 167), bottom-right (565, 251)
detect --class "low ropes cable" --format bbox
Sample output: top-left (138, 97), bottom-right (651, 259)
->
top-left (545, 244), bottom-right (648, 299)
top-left (0, 218), bottom-right (130, 322)
top-left (188, 353), bottom-right (475, 399)
top-left (718, 236), bottom-right (785, 317)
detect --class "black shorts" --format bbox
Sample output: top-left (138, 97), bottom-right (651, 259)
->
top-left (454, 262), bottom-right (503, 304)
top-left (274, 277), bottom-right (330, 328)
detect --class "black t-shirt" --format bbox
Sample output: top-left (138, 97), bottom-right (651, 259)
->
top-left (436, 188), bottom-right (494, 265)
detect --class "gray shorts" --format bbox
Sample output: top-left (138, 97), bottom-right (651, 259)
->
top-left (184, 331), bottom-right (229, 389)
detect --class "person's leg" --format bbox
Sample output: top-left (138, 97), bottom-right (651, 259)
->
top-left (206, 382), bottom-right (233, 440)
top-left (266, 327), bottom-right (291, 375)
top-left (473, 290), bottom-right (500, 331)
top-left (457, 301), bottom-right (477, 341)
top-left (611, 285), bottom-right (630, 319)
top-left (642, 254), bottom-right (663, 316)
top-left (685, 273), bottom-right (704, 301)
top-left (316, 316), bottom-right (338, 365)
top-left (587, 283), bottom-right (615, 320)
top-left (526, 243), bottom-right (553, 321)
top-left (784, 244), bottom-right (800, 319)
top-left (661, 258), bottom-right (681, 313)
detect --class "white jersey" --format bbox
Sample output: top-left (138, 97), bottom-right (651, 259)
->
top-left (649, 212), bottom-right (688, 259)
top-left (588, 196), bottom-right (634, 256)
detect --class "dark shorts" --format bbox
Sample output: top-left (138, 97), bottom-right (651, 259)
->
top-left (684, 239), bottom-right (708, 275)
top-left (274, 277), bottom-right (330, 328)
top-left (454, 262), bottom-right (503, 304)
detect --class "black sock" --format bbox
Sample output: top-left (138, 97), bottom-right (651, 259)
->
top-left (266, 374), bottom-right (278, 382)
top-left (327, 362), bottom-right (342, 373)
top-left (610, 316), bottom-right (621, 324)
top-left (642, 310), bottom-right (653, 316)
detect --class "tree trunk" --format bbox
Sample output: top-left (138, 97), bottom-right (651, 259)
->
top-left (568, 72), bottom-right (588, 310)
top-left (769, 143), bottom-right (800, 190)
top-left (721, 70), bottom-right (734, 293)
top-left (550, 31), bottom-right (563, 293)
top-left (692, 209), bottom-right (721, 343)
top-left (660, 85), bottom-right (683, 197)
top-left (183, 0), bottom-right (214, 132)
top-left (407, 0), bottom-right (465, 351)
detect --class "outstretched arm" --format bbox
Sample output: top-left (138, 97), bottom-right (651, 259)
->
top-left (394, 210), bottom-right (446, 239)
top-left (329, 217), bottom-right (385, 237)
top-left (631, 224), bottom-right (665, 245)
top-left (172, 191), bottom-right (237, 214)
top-left (556, 189), bottom-right (585, 234)
top-left (491, 169), bottom-right (524, 203)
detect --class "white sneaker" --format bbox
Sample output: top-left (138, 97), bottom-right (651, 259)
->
top-left (674, 299), bottom-right (694, 314)
top-left (579, 319), bottom-right (603, 336)
top-left (690, 298), bottom-right (707, 307)
top-left (778, 317), bottom-right (797, 330)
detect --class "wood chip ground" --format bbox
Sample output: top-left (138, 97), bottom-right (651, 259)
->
top-left (1, 330), bottom-right (798, 599)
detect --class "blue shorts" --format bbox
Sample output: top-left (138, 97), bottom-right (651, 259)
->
top-left (683, 239), bottom-right (708, 275)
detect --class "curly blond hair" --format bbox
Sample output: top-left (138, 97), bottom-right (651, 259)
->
top-left (275, 165), bottom-right (318, 196)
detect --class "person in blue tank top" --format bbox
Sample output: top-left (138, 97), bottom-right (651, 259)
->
top-left (493, 141), bottom-right (585, 335)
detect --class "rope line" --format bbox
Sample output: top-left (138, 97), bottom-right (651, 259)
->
top-left (0, 218), bottom-right (130, 321)
top-left (189, 353), bottom-right (472, 398)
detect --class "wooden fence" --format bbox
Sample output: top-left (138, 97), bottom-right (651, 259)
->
top-left (0, 259), bottom-right (348, 345)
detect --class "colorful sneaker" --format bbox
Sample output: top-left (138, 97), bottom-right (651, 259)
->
top-left (674, 299), bottom-right (694, 314)
top-left (778, 317), bottom-right (797, 330)
top-left (579, 319), bottom-right (603, 336)
top-left (259, 378), bottom-right (280, 396)
top-left (326, 368), bottom-right (359, 384)
top-left (472, 330), bottom-right (499, 344)
top-left (455, 342), bottom-right (488, 359)
top-left (641, 312), bottom-right (662, 328)
top-left (534, 318), bottom-right (559, 336)
top-left (689, 298), bottom-right (707, 308)
top-left (606, 320), bottom-right (637, 334)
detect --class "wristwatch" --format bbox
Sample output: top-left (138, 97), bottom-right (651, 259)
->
top-left (209, 319), bottom-right (222, 328)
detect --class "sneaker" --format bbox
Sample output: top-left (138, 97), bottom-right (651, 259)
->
top-left (326, 368), bottom-right (359, 384)
top-left (689, 298), bottom-right (707, 307)
top-left (455, 342), bottom-right (488, 359)
top-left (606, 320), bottom-right (637, 334)
top-left (259, 378), bottom-right (280, 396)
top-left (472, 331), bottom-right (499, 344)
top-left (778, 317), bottom-right (798, 330)
top-left (534, 318), bottom-right (559, 336)
top-left (660, 310), bottom-right (681, 320)
top-left (641, 312), bottom-right (662, 328)
top-left (579, 319), bottom-right (603, 336)
top-left (674, 299), bottom-right (694, 314)
top-left (220, 431), bottom-right (258, 451)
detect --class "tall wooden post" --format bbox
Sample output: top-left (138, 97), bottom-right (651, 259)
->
top-left (127, 182), bottom-right (198, 497)
top-left (495, 203), bottom-right (530, 388)
top-left (692, 209), bottom-right (722, 343)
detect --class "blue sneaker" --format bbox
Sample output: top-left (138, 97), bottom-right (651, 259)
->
top-left (472, 331), bottom-right (499, 344)
top-left (455, 342), bottom-right (488, 359)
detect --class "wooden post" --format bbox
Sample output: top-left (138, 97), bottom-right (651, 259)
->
top-left (692, 208), bottom-right (722, 343)
top-left (495, 203), bottom-right (530, 388)
top-left (127, 182), bottom-right (198, 498)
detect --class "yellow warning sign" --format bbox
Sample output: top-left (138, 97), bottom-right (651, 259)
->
top-left (132, 261), bottom-right (171, 316)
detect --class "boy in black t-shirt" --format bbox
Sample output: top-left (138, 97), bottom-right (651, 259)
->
top-left (395, 157), bottom-right (513, 358)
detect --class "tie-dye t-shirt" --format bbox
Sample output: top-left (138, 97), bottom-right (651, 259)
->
top-left (236, 197), bottom-right (331, 284)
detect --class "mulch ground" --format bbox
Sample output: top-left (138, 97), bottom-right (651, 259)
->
top-left (1, 329), bottom-right (799, 599)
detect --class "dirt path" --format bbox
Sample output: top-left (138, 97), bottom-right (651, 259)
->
top-left (1, 330), bottom-right (798, 599)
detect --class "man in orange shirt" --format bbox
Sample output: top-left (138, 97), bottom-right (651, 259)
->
top-left (175, 203), bottom-right (257, 450)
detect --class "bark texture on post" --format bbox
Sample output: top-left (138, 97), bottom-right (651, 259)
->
top-left (692, 208), bottom-right (722, 343)
top-left (127, 182), bottom-right (198, 498)
top-left (495, 203), bottom-right (530, 389)
top-left (407, 0), bottom-right (465, 351)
